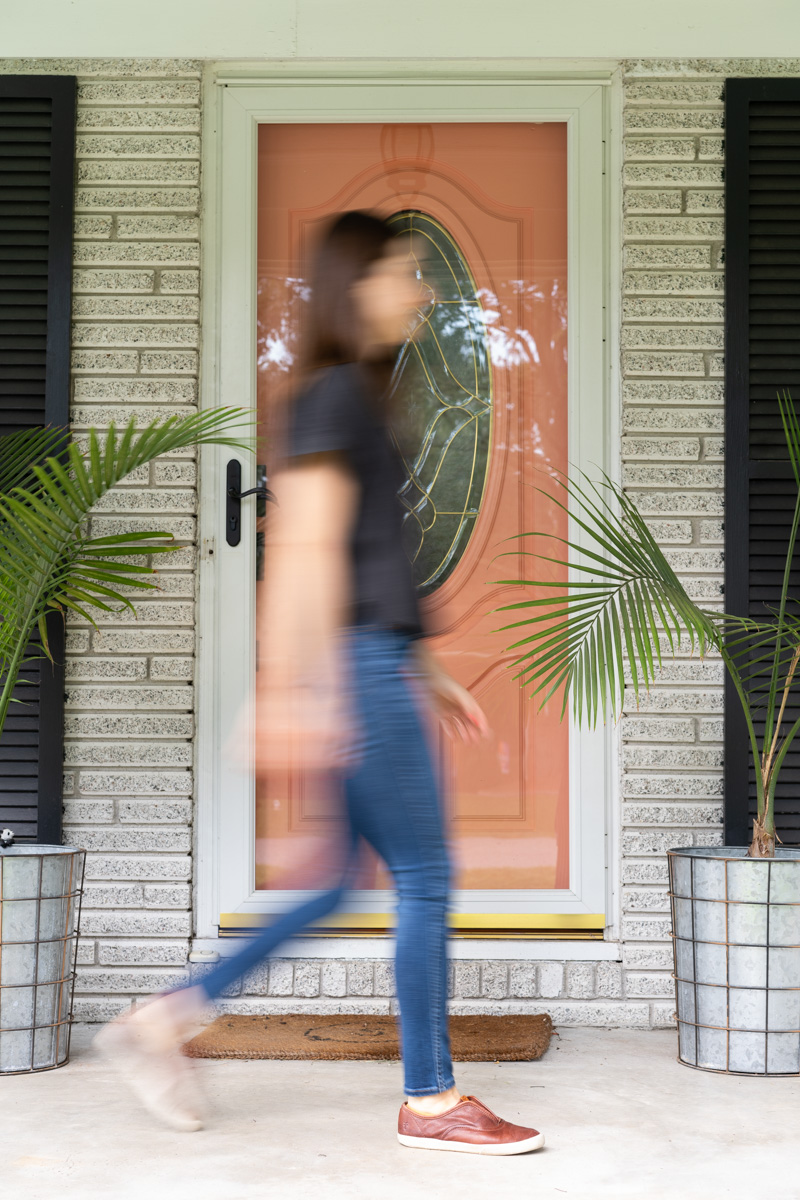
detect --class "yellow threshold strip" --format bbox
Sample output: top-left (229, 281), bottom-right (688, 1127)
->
top-left (219, 912), bottom-right (606, 938)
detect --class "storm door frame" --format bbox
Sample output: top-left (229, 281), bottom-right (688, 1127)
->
top-left (195, 61), bottom-right (621, 946)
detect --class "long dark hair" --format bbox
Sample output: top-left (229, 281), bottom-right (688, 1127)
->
top-left (301, 211), bottom-right (394, 371)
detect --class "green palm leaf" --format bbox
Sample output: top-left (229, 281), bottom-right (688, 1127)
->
top-left (0, 426), bottom-right (70, 494)
top-left (493, 398), bottom-right (800, 859)
top-left (0, 409), bottom-right (255, 734)
top-left (493, 470), bottom-right (717, 728)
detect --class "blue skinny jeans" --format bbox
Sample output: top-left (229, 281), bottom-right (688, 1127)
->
top-left (195, 627), bottom-right (455, 1097)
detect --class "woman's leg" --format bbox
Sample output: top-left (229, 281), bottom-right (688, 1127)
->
top-left (345, 629), bottom-right (455, 1099)
top-left (194, 869), bottom-right (352, 1002)
top-left (95, 822), bottom-right (357, 1132)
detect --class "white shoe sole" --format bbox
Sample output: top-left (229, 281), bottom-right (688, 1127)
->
top-left (397, 1131), bottom-right (545, 1155)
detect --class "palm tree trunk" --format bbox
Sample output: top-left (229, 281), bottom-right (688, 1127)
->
top-left (750, 817), bottom-right (776, 858)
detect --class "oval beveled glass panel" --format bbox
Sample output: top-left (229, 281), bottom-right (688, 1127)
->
top-left (387, 211), bottom-right (492, 597)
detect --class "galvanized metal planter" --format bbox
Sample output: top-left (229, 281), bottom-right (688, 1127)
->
top-left (0, 844), bottom-right (86, 1074)
top-left (668, 846), bottom-right (800, 1075)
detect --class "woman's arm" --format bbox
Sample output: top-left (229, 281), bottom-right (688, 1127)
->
top-left (258, 453), bottom-right (357, 683)
top-left (253, 452), bottom-right (358, 773)
top-left (414, 642), bottom-right (490, 745)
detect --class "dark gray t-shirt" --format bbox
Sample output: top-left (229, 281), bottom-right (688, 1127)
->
top-left (286, 363), bottom-right (422, 636)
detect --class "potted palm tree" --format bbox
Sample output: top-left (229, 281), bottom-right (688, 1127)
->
top-left (0, 410), bottom-right (250, 1073)
top-left (497, 391), bottom-right (800, 1076)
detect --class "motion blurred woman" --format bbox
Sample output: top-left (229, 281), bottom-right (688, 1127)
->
top-left (97, 211), bottom-right (545, 1156)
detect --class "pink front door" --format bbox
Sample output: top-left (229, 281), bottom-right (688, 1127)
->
top-left (255, 122), bottom-right (569, 900)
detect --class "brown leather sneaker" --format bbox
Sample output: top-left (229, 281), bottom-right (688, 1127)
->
top-left (397, 1095), bottom-right (545, 1155)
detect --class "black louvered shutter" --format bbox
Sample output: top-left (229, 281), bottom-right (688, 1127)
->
top-left (0, 76), bottom-right (76, 843)
top-left (725, 78), bottom-right (800, 846)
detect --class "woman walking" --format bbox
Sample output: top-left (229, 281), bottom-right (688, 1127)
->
top-left (97, 211), bottom-right (545, 1156)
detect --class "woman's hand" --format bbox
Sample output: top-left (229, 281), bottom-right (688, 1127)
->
top-left (415, 644), bottom-right (490, 745)
top-left (254, 683), bottom-right (354, 776)
top-left (224, 682), bottom-right (355, 777)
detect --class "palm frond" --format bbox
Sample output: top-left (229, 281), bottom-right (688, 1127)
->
top-left (493, 469), bottom-right (717, 727)
top-left (0, 409), bottom-right (255, 733)
top-left (755, 392), bottom-right (800, 755)
top-left (0, 426), bottom-right (70, 493)
top-left (493, 390), bottom-right (800, 855)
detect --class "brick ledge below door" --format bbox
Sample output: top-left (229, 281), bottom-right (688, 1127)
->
top-left (189, 936), bottom-right (623, 961)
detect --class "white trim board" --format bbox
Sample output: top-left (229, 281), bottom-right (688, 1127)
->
top-left (195, 63), bottom-right (621, 944)
top-left (211, 59), bottom-right (621, 84)
top-left (7, 4), bottom-right (800, 59)
top-left (190, 937), bottom-right (623, 962)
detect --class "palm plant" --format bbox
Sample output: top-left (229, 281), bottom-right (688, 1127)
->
top-left (496, 391), bottom-right (800, 859)
top-left (0, 410), bottom-right (252, 740)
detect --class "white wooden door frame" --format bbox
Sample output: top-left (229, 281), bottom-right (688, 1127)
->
top-left (194, 61), bottom-right (622, 943)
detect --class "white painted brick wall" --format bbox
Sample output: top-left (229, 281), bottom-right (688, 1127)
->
top-left (4, 54), bottom-right (794, 1030)
top-left (0, 57), bottom-right (202, 1023)
top-left (616, 56), bottom-right (800, 1019)
top-left (618, 61), bottom-right (725, 1017)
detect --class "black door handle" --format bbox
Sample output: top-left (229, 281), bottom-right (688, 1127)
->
top-left (228, 485), bottom-right (275, 501)
top-left (226, 460), bottom-right (275, 547)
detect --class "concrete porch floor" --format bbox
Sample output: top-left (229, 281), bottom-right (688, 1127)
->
top-left (4, 1024), bottom-right (796, 1200)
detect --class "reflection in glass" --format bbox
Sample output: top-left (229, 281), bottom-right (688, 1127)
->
top-left (388, 211), bottom-right (492, 596)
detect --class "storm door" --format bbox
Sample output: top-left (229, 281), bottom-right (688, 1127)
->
top-left (198, 75), bottom-right (609, 941)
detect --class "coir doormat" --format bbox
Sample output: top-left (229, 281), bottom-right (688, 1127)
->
top-left (182, 1013), bottom-right (553, 1062)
